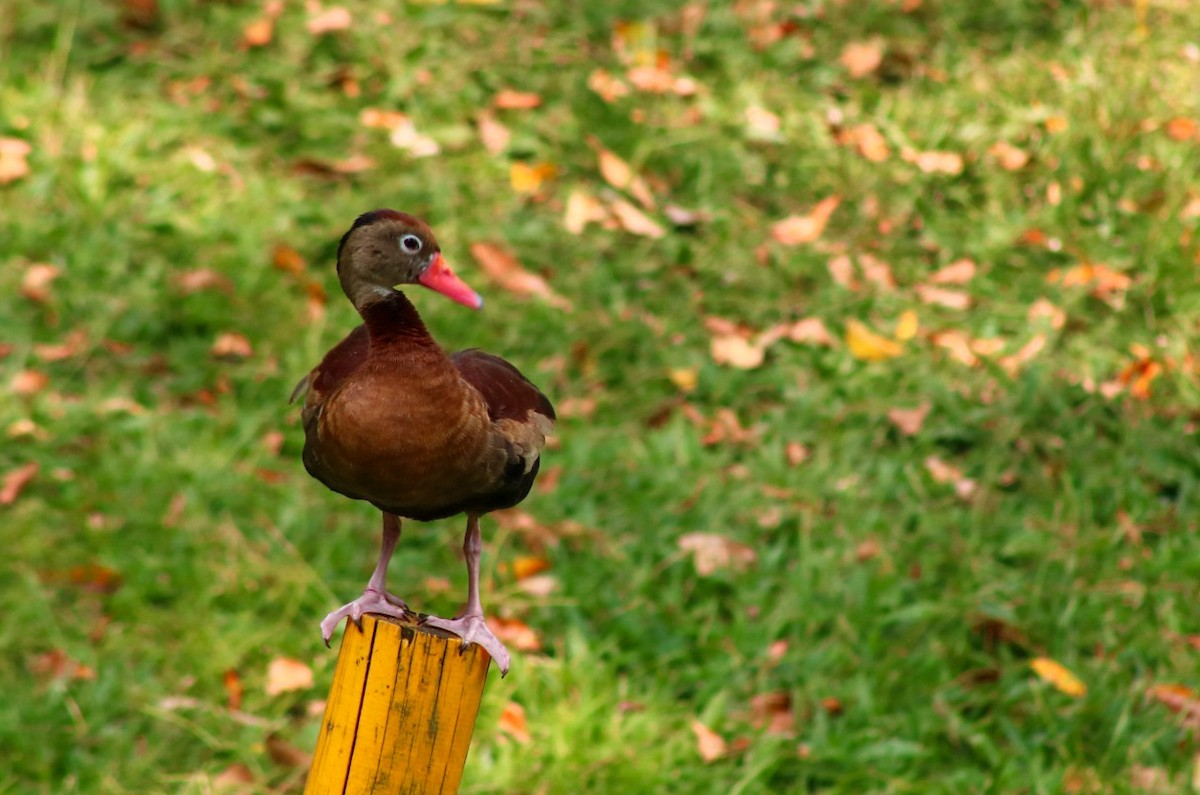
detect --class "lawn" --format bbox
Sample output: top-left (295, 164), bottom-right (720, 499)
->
top-left (3, 0), bottom-right (1200, 792)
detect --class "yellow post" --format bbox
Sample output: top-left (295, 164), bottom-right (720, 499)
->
top-left (305, 614), bottom-right (492, 794)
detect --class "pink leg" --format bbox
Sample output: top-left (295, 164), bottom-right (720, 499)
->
top-left (320, 513), bottom-right (410, 644)
top-left (422, 514), bottom-right (512, 675)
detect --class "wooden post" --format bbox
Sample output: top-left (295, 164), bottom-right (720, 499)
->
top-left (305, 614), bottom-right (492, 795)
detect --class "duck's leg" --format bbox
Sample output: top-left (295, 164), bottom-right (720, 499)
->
top-left (320, 512), bottom-right (410, 644)
top-left (421, 514), bottom-right (512, 675)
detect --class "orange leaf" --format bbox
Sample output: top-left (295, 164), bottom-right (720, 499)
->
top-left (710, 334), bottom-right (766, 369)
top-left (11, 369), bottom-right (49, 396)
top-left (493, 90), bottom-right (542, 110)
top-left (987, 141), bottom-right (1030, 170)
top-left (563, 189), bottom-right (608, 234)
top-left (224, 668), bottom-right (244, 710)
top-left (905, 149), bottom-right (964, 175)
top-left (771, 197), bottom-right (841, 245)
top-left (677, 532), bottom-right (756, 576)
top-left (242, 16), bottom-right (275, 47)
top-left (476, 111), bottom-right (510, 155)
top-left (846, 320), bottom-right (902, 361)
top-left (894, 310), bottom-right (919, 341)
top-left (859, 254), bottom-right (896, 291)
top-left (929, 258), bottom-right (976, 284)
top-left (265, 657), bottom-right (313, 696)
top-left (509, 162), bottom-right (556, 194)
top-left (915, 284), bottom-right (970, 309)
top-left (512, 556), bottom-right (551, 580)
top-left (469, 242), bottom-right (572, 310)
top-left (848, 123), bottom-right (889, 162)
top-left (690, 719), bottom-right (728, 762)
top-left (1, 462), bottom-right (39, 505)
top-left (272, 243), bottom-right (306, 274)
top-left (21, 263), bottom-right (61, 303)
top-left (839, 39), bottom-right (884, 78)
top-left (1165, 118), bottom-right (1198, 141)
top-left (826, 255), bottom-right (859, 290)
top-left (210, 332), bottom-right (253, 361)
top-left (0, 137), bottom-right (32, 185)
top-left (786, 317), bottom-right (836, 346)
top-left (1027, 298), bottom-right (1066, 330)
top-left (887, 403), bottom-right (930, 436)
top-left (490, 616), bottom-right (541, 651)
top-left (590, 140), bottom-right (655, 210)
top-left (306, 6), bottom-right (351, 35)
top-left (498, 701), bottom-right (531, 743)
top-left (1030, 657), bottom-right (1087, 697)
top-left (609, 199), bottom-right (665, 238)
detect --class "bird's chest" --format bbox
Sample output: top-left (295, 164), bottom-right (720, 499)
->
top-left (310, 370), bottom-right (495, 508)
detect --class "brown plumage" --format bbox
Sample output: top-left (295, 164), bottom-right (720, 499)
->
top-left (293, 210), bottom-right (555, 674)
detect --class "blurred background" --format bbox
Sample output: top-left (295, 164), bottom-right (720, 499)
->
top-left (4, 0), bottom-right (1200, 792)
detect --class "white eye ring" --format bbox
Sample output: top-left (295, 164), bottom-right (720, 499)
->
top-left (400, 234), bottom-right (422, 253)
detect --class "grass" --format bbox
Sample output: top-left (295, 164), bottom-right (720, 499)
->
top-left (3, 0), bottom-right (1200, 792)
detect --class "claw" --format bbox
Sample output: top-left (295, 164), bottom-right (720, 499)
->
top-left (420, 613), bottom-right (512, 675)
top-left (320, 588), bottom-right (410, 645)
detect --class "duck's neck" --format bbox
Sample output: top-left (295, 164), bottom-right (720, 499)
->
top-left (357, 290), bottom-right (438, 350)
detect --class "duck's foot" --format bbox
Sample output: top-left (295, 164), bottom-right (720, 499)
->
top-left (421, 613), bottom-right (512, 676)
top-left (320, 588), bottom-right (410, 645)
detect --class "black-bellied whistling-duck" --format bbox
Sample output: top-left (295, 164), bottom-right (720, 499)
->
top-left (292, 210), bottom-right (555, 674)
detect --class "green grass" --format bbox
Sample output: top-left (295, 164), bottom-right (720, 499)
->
top-left (4, 1), bottom-right (1200, 792)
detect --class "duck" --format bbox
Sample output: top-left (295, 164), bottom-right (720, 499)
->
top-left (291, 209), bottom-right (555, 675)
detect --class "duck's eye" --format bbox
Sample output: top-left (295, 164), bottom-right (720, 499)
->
top-left (400, 234), bottom-right (422, 253)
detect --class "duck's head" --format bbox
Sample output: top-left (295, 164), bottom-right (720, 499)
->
top-left (336, 209), bottom-right (482, 310)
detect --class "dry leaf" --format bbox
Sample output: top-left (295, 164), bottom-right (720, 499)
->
top-left (1046, 263), bottom-right (1131, 307)
top-left (999, 334), bottom-right (1046, 376)
top-left (516, 574), bottom-right (558, 597)
top-left (771, 197), bottom-right (841, 246)
top-left (748, 692), bottom-right (795, 736)
top-left (888, 403), bottom-right (930, 436)
top-left (306, 6), bottom-right (351, 35)
top-left (0, 137), bottom-right (32, 184)
top-left (213, 763), bottom-right (256, 789)
top-left (563, 188), bottom-right (608, 234)
top-left (1030, 657), bottom-right (1087, 697)
top-left (211, 333), bottom-right (253, 361)
top-left (711, 334), bottom-right (766, 369)
top-left (1044, 116), bottom-right (1069, 134)
top-left (21, 264), bottom-right (61, 303)
top-left (493, 90), bottom-right (542, 110)
top-left (1147, 683), bottom-right (1200, 727)
top-left (242, 16), bottom-right (274, 47)
top-left (924, 456), bottom-right (963, 484)
top-left (265, 657), bottom-right (313, 696)
top-left (1165, 118), bottom-right (1199, 142)
top-left (34, 329), bottom-right (88, 362)
top-left (668, 368), bottom-right (698, 392)
top-left (859, 254), bottom-right (896, 291)
top-left (490, 616), bottom-right (542, 651)
top-left (677, 532), bottom-right (757, 576)
top-left (469, 242), bottom-right (572, 310)
top-left (509, 162), bottom-right (556, 194)
top-left (512, 556), bottom-right (550, 580)
top-left (476, 111), bottom-right (510, 155)
top-left (499, 701), bottom-right (531, 743)
top-left (700, 408), bottom-right (759, 447)
top-left (827, 255), bottom-right (859, 290)
top-left (785, 441), bottom-right (809, 467)
top-left (609, 199), bottom-right (665, 238)
top-left (360, 108), bottom-right (407, 130)
top-left (744, 106), bottom-right (781, 141)
top-left (176, 268), bottom-right (233, 295)
top-left (988, 141), bottom-right (1030, 170)
top-left (840, 39), bottom-right (884, 78)
top-left (915, 284), bottom-right (970, 309)
top-left (587, 69), bottom-right (630, 102)
top-left (691, 719), bottom-right (728, 762)
top-left (1, 462), bottom-right (39, 505)
top-left (388, 119), bottom-right (439, 158)
top-left (29, 649), bottom-right (95, 683)
top-left (224, 668), bottom-right (244, 710)
top-left (1027, 298), bottom-right (1066, 329)
top-left (929, 330), bottom-right (978, 367)
top-left (929, 259), bottom-right (976, 285)
top-left (848, 123), bottom-right (889, 162)
top-left (11, 369), bottom-right (49, 396)
top-left (906, 149), bottom-right (964, 175)
top-left (265, 734), bottom-right (311, 768)
top-left (591, 140), bottom-right (655, 209)
top-left (272, 243), bottom-right (306, 274)
top-left (846, 320), bottom-right (902, 361)
top-left (787, 317), bottom-right (836, 346)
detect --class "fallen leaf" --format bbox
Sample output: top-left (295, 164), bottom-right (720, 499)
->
top-left (509, 162), bottom-right (556, 194)
top-left (29, 649), bottom-right (95, 683)
top-left (359, 108), bottom-right (407, 130)
top-left (785, 441), bottom-right (809, 467)
top-left (1028, 298), bottom-right (1066, 329)
top-left (894, 310), bottom-right (919, 341)
top-left (771, 197), bottom-right (841, 246)
top-left (1147, 684), bottom-right (1200, 727)
top-left (388, 118), bottom-right (440, 158)
top-left (176, 268), bottom-right (233, 295)
top-left (587, 69), bottom-right (630, 102)
top-left (998, 334), bottom-right (1046, 376)
top-left (272, 243), bottom-right (306, 274)
top-left (511, 556), bottom-right (550, 580)
top-left (1030, 657), bottom-right (1087, 697)
top-left (0, 137), bottom-right (32, 184)
top-left (563, 188), bottom-right (608, 234)
top-left (469, 242), bottom-right (573, 310)
top-left (840, 39), bottom-right (884, 78)
top-left (678, 532), bottom-right (756, 576)
top-left (213, 763), bottom-right (256, 789)
top-left (930, 330), bottom-right (979, 366)
top-left (988, 141), bottom-right (1030, 170)
top-left (915, 284), bottom-right (970, 309)
top-left (11, 369), bottom-right (50, 396)
top-left (34, 329), bottom-right (88, 362)
top-left (1, 462), bottom-right (39, 504)
top-left (516, 574), bottom-right (558, 597)
top-left (700, 407), bottom-right (759, 447)
top-left (1046, 263), bottom-right (1131, 307)
top-left (663, 204), bottom-right (709, 227)
top-left (744, 105), bottom-right (781, 141)
top-left (242, 16), bottom-right (274, 47)
top-left (490, 616), bottom-right (542, 651)
top-left (224, 668), bottom-right (244, 710)
top-left (590, 140), bottom-right (655, 209)
top-left (691, 719), bottom-right (728, 762)
top-left (859, 254), bottom-right (896, 291)
top-left (711, 334), bottom-right (766, 369)
top-left (1165, 117), bottom-right (1199, 142)
top-left (476, 111), bottom-right (510, 155)
top-left (265, 734), bottom-right (310, 768)
top-left (1044, 116), bottom-right (1069, 134)
top-left (767, 640), bottom-right (789, 663)
top-left (498, 701), bottom-right (531, 743)
top-left (786, 317), bottom-right (836, 346)
top-left (291, 155), bottom-right (375, 178)
top-left (211, 333), bottom-right (253, 361)
top-left (848, 123), bottom-right (889, 162)
top-left (21, 264), bottom-right (61, 303)
top-left (846, 320), bottom-right (902, 361)
top-left (265, 657), bottom-right (313, 696)
top-left (306, 6), bottom-right (351, 35)
top-left (609, 199), bottom-right (665, 238)
top-left (493, 89), bottom-right (542, 110)
top-left (929, 259), bottom-right (976, 284)
top-left (888, 403), bottom-right (930, 436)
top-left (748, 692), bottom-right (795, 736)
top-left (668, 368), bottom-right (698, 392)
top-left (905, 149), bottom-right (964, 175)
top-left (827, 255), bottom-right (859, 290)
top-left (924, 456), bottom-right (963, 484)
